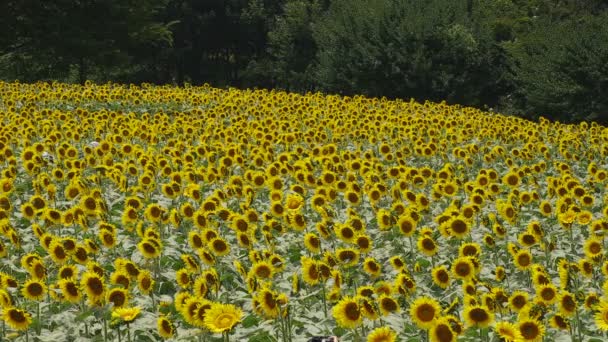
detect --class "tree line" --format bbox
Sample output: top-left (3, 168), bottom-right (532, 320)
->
top-left (1, 0), bottom-right (607, 124)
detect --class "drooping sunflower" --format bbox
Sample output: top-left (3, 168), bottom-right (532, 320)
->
top-left (203, 302), bottom-right (243, 333)
top-left (409, 296), bottom-right (441, 329)
top-left (332, 296), bottom-right (362, 329)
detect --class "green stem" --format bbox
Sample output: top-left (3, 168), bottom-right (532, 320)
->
top-left (36, 302), bottom-right (40, 335)
top-left (102, 317), bottom-right (108, 342)
top-left (320, 282), bottom-right (328, 318)
top-left (127, 322), bottom-right (131, 342)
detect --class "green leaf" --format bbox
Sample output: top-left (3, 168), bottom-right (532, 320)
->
top-left (242, 314), bottom-right (259, 329)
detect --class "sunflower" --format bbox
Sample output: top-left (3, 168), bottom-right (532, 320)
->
top-left (2, 307), bottom-right (32, 330)
top-left (21, 278), bottom-right (47, 301)
top-left (137, 270), bottom-right (154, 295)
top-left (81, 271), bottom-right (105, 305)
top-left (304, 233), bottom-right (321, 253)
top-left (157, 315), bottom-right (175, 339)
top-left (332, 296), bottom-right (362, 329)
top-left (513, 250), bottom-right (533, 270)
top-left (48, 239), bottom-right (69, 264)
top-left (138, 238), bottom-right (161, 259)
top-left (366, 326), bottom-right (396, 342)
top-left (584, 236), bottom-right (603, 259)
top-left (429, 316), bottom-right (456, 342)
top-left (336, 248), bottom-right (360, 267)
top-left (250, 261), bottom-right (274, 280)
top-left (389, 256), bottom-right (406, 272)
top-left (112, 306), bottom-right (141, 323)
top-left (355, 234), bottom-right (373, 253)
top-left (208, 237), bottom-right (230, 257)
top-left (107, 287), bottom-right (129, 308)
top-left (57, 264), bottom-right (78, 280)
top-left (594, 300), bottom-right (608, 331)
top-left (203, 302), bottom-right (243, 333)
top-left (301, 256), bottom-right (320, 285)
top-left (111, 271), bottom-right (131, 289)
top-left (517, 318), bottom-right (545, 341)
top-left (257, 287), bottom-right (280, 319)
top-left (58, 278), bottom-right (81, 303)
top-left (494, 321), bottom-right (521, 342)
top-left (363, 258), bottom-right (382, 278)
top-left (417, 236), bottom-right (438, 257)
top-left (98, 229), bottom-right (116, 248)
top-left (463, 304), bottom-right (493, 328)
top-left (451, 257), bottom-right (476, 281)
top-left (432, 265), bottom-right (451, 289)
top-left (176, 268), bottom-right (191, 289)
top-left (535, 284), bottom-right (558, 305)
top-left (377, 295), bottom-right (400, 316)
top-left (446, 216), bottom-right (470, 239)
top-left (397, 215), bottom-right (416, 237)
top-left (410, 296), bottom-right (441, 329)
top-left (509, 291), bottom-right (529, 312)
top-left (549, 314), bottom-right (570, 331)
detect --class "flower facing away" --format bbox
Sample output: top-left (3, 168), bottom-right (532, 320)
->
top-left (112, 306), bottom-right (141, 323)
top-left (203, 302), bottom-right (243, 333)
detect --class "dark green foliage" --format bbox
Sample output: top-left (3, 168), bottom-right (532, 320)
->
top-left (313, 0), bottom-right (511, 108)
top-left (505, 13), bottom-right (608, 123)
top-left (0, 0), bottom-right (607, 124)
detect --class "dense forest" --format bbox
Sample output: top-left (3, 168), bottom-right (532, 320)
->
top-left (1, 0), bottom-right (607, 124)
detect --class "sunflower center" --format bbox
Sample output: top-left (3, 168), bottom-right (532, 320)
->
top-left (520, 322), bottom-right (540, 339)
top-left (216, 313), bottom-right (236, 329)
top-left (28, 283), bottom-right (43, 296)
top-left (469, 308), bottom-right (489, 322)
top-left (434, 323), bottom-right (454, 342)
top-left (416, 304), bottom-right (435, 322)
top-left (9, 309), bottom-right (26, 322)
top-left (344, 302), bottom-right (360, 321)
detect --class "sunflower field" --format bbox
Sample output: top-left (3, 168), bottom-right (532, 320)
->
top-left (0, 81), bottom-right (607, 342)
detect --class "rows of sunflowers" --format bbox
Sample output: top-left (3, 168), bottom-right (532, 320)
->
top-left (0, 81), bottom-right (607, 341)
